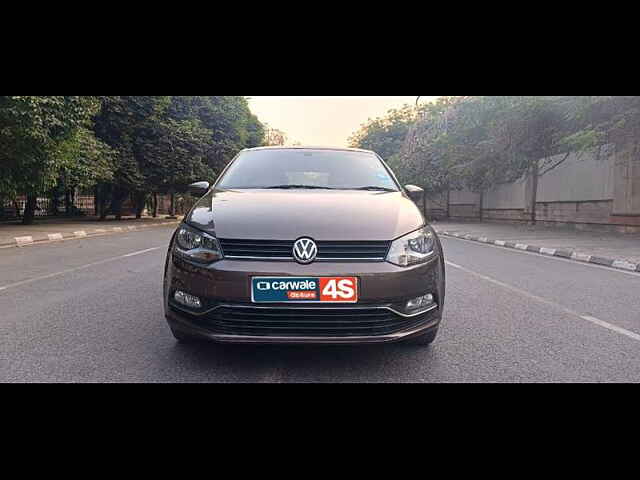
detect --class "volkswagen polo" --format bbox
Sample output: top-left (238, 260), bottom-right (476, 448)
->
top-left (163, 146), bottom-right (445, 345)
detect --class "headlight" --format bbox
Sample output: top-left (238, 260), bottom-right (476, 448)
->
top-left (386, 227), bottom-right (435, 267)
top-left (174, 224), bottom-right (223, 263)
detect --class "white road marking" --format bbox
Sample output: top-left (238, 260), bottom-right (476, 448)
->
top-left (445, 260), bottom-right (640, 343)
top-left (123, 247), bottom-right (161, 257)
top-left (0, 246), bottom-right (163, 292)
top-left (580, 316), bottom-right (640, 342)
top-left (74, 231), bottom-right (87, 237)
top-left (515, 243), bottom-right (528, 250)
top-left (48, 233), bottom-right (64, 241)
top-left (540, 247), bottom-right (557, 256)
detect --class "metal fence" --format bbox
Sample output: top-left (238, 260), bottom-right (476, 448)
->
top-left (1, 196), bottom-right (95, 220)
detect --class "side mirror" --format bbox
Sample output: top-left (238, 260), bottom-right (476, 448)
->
top-left (188, 181), bottom-right (210, 196)
top-left (404, 184), bottom-right (424, 202)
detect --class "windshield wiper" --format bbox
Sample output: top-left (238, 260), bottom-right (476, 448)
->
top-left (348, 186), bottom-right (397, 192)
top-left (263, 184), bottom-right (337, 190)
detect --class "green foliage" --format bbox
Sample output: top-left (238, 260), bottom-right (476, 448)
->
top-left (396, 96), bottom-right (637, 196)
top-left (93, 95), bottom-right (265, 196)
top-left (0, 96), bottom-right (107, 198)
top-left (1, 95), bottom-right (265, 220)
top-left (348, 104), bottom-right (428, 160)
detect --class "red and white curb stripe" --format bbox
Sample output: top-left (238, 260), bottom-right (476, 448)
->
top-left (15, 236), bottom-right (34, 247)
top-left (437, 230), bottom-right (640, 273)
top-left (3, 220), bottom-right (180, 249)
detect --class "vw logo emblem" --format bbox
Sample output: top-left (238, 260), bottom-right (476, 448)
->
top-left (293, 237), bottom-right (318, 264)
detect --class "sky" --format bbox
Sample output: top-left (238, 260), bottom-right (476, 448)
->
top-left (247, 96), bottom-right (440, 147)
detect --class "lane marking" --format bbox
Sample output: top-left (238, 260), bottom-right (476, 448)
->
top-left (123, 247), bottom-right (161, 257)
top-left (0, 246), bottom-right (164, 292)
top-left (445, 260), bottom-right (640, 343)
top-left (580, 316), bottom-right (640, 342)
top-left (443, 235), bottom-right (640, 278)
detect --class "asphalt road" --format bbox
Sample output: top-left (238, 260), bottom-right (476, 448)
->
top-left (2, 225), bottom-right (640, 382)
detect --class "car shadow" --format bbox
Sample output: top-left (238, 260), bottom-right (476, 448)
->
top-left (166, 339), bottom-right (439, 383)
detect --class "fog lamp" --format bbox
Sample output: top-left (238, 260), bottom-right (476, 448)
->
top-left (406, 294), bottom-right (435, 311)
top-left (174, 290), bottom-right (202, 309)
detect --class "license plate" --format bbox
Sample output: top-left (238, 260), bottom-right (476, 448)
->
top-left (251, 277), bottom-right (358, 303)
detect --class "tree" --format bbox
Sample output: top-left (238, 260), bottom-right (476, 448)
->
top-left (92, 96), bottom-right (171, 219)
top-left (54, 127), bottom-right (115, 216)
top-left (1, 96), bottom-right (264, 222)
top-left (0, 96), bottom-right (107, 224)
top-left (349, 104), bottom-right (429, 161)
top-left (400, 96), bottom-right (600, 223)
top-left (93, 96), bottom-right (264, 219)
top-left (396, 97), bottom-right (473, 217)
top-left (476, 96), bottom-right (587, 223)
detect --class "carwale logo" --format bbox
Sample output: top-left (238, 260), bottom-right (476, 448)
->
top-left (293, 237), bottom-right (318, 264)
top-left (251, 276), bottom-right (358, 303)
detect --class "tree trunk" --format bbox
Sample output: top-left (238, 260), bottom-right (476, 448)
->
top-left (134, 192), bottom-right (146, 219)
top-left (169, 191), bottom-right (176, 217)
top-left (50, 190), bottom-right (59, 216)
top-left (153, 193), bottom-right (158, 218)
top-left (446, 188), bottom-right (451, 219)
top-left (529, 160), bottom-right (539, 225)
top-left (113, 193), bottom-right (123, 221)
top-left (109, 186), bottom-right (127, 221)
top-left (22, 194), bottom-right (37, 225)
top-left (98, 184), bottom-right (110, 220)
top-left (64, 189), bottom-right (72, 216)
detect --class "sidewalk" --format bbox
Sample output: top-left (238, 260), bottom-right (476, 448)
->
top-left (0, 215), bottom-right (182, 248)
top-left (432, 220), bottom-right (640, 272)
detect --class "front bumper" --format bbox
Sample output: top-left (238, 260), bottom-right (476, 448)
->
top-left (167, 304), bottom-right (440, 344)
top-left (164, 249), bottom-right (444, 344)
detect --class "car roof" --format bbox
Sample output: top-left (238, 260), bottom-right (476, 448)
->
top-left (242, 145), bottom-right (376, 155)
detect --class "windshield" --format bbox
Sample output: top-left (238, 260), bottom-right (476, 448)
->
top-left (216, 149), bottom-right (399, 191)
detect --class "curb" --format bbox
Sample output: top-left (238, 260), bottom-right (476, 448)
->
top-left (436, 229), bottom-right (640, 273)
top-left (1, 220), bottom-right (181, 249)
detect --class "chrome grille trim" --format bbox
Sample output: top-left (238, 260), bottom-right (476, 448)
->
top-left (219, 238), bottom-right (391, 262)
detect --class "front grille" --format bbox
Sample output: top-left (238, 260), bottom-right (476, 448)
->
top-left (187, 305), bottom-right (429, 337)
top-left (219, 239), bottom-right (390, 261)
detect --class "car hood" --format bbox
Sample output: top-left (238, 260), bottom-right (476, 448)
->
top-left (186, 189), bottom-right (424, 241)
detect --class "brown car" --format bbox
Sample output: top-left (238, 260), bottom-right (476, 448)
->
top-left (163, 146), bottom-right (445, 345)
